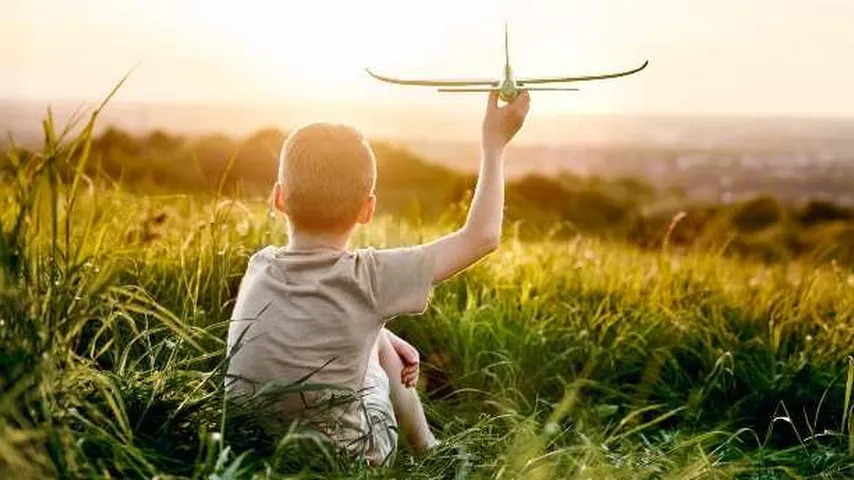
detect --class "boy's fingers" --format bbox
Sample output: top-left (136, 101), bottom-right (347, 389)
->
top-left (402, 365), bottom-right (418, 380)
top-left (514, 90), bottom-right (530, 110)
top-left (510, 92), bottom-right (530, 118)
top-left (486, 90), bottom-right (499, 112)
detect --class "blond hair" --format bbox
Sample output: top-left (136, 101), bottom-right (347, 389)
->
top-left (277, 123), bottom-right (377, 232)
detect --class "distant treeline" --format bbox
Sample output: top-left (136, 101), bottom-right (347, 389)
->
top-left (4, 126), bottom-right (854, 266)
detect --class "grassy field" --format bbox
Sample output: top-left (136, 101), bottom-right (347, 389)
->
top-left (3, 110), bottom-right (854, 479)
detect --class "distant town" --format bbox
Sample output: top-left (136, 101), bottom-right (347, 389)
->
top-left (3, 98), bottom-right (854, 206)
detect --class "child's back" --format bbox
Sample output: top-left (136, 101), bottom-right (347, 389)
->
top-left (226, 245), bottom-right (431, 456)
top-left (225, 93), bottom-right (530, 466)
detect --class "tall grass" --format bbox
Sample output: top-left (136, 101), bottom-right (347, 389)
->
top-left (2, 101), bottom-right (854, 479)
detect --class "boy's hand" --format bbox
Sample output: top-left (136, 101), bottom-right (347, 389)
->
top-left (482, 89), bottom-right (530, 152)
top-left (388, 333), bottom-right (420, 388)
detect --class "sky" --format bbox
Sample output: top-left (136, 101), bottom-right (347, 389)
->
top-left (2, 0), bottom-right (854, 118)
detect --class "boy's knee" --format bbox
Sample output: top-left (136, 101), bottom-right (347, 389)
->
top-left (377, 331), bottom-right (403, 375)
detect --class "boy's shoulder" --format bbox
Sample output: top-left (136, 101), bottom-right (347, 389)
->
top-left (242, 245), bottom-right (279, 272)
top-left (354, 245), bottom-right (435, 318)
top-left (248, 245), bottom-right (276, 260)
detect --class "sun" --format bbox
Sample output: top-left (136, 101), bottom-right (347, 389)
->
top-left (189, 1), bottom-right (450, 101)
top-left (186, 0), bottom-right (515, 103)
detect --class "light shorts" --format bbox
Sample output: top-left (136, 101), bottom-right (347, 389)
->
top-left (360, 349), bottom-right (399, 466)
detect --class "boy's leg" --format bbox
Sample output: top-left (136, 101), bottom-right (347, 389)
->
top-left (376, 330), bottom-right (438, 453)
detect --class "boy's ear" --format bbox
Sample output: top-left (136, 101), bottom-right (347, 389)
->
top-left (357, 194), bottom-right (376, 225)
top-left (272, 182), bottom-right (287, 213)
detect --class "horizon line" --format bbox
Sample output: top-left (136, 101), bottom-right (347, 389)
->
top-left (3, 97), bottom-right (854, 124)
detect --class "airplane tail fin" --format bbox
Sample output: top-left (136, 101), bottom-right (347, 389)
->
top-left (523, 87), bottom-right (580, 91)
top-left (437, 87), bottom-right (501, 93)
top-left (437, 87), bottom-right (579, 93)
top-left (504, 22), bottom-right (509, 69)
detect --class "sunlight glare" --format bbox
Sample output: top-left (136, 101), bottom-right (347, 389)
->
top-left (191, 0), bottom-right (514, 103)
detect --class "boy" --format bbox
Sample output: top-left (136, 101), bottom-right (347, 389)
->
top-left (225, 90), bottom-right (530, 466)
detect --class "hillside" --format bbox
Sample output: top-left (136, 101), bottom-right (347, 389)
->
top-left (1, 113), bottom-right (854, 478)
top-left (6, 125), bottom-right (854, 267)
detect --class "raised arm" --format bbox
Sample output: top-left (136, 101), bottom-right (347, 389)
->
top-left (422, 90), bottom-right (530, 283)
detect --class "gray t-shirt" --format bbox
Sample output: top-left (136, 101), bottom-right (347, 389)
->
top-left (225, 244), bottom-right (434, 437)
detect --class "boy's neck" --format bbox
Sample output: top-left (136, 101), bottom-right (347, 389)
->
top-left (286, 225), bottom-right (353, 252)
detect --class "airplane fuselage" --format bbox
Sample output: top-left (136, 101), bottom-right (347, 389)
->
top-left (500, 64), bottom-right (519, 102)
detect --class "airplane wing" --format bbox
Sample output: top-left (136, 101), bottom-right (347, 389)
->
top-left (438, 87), bottom-right (579, 92)
top-left (365, 68), bottom-right (498, 87)
top-left (518, 60), bottom-right (649, 85)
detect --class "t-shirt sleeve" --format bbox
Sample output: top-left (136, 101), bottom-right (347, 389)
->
top-left (364, 246), bottom-right (435, 319)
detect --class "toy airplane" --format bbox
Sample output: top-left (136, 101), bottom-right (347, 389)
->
top-left (366, 23), bottom-right (648, 103)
